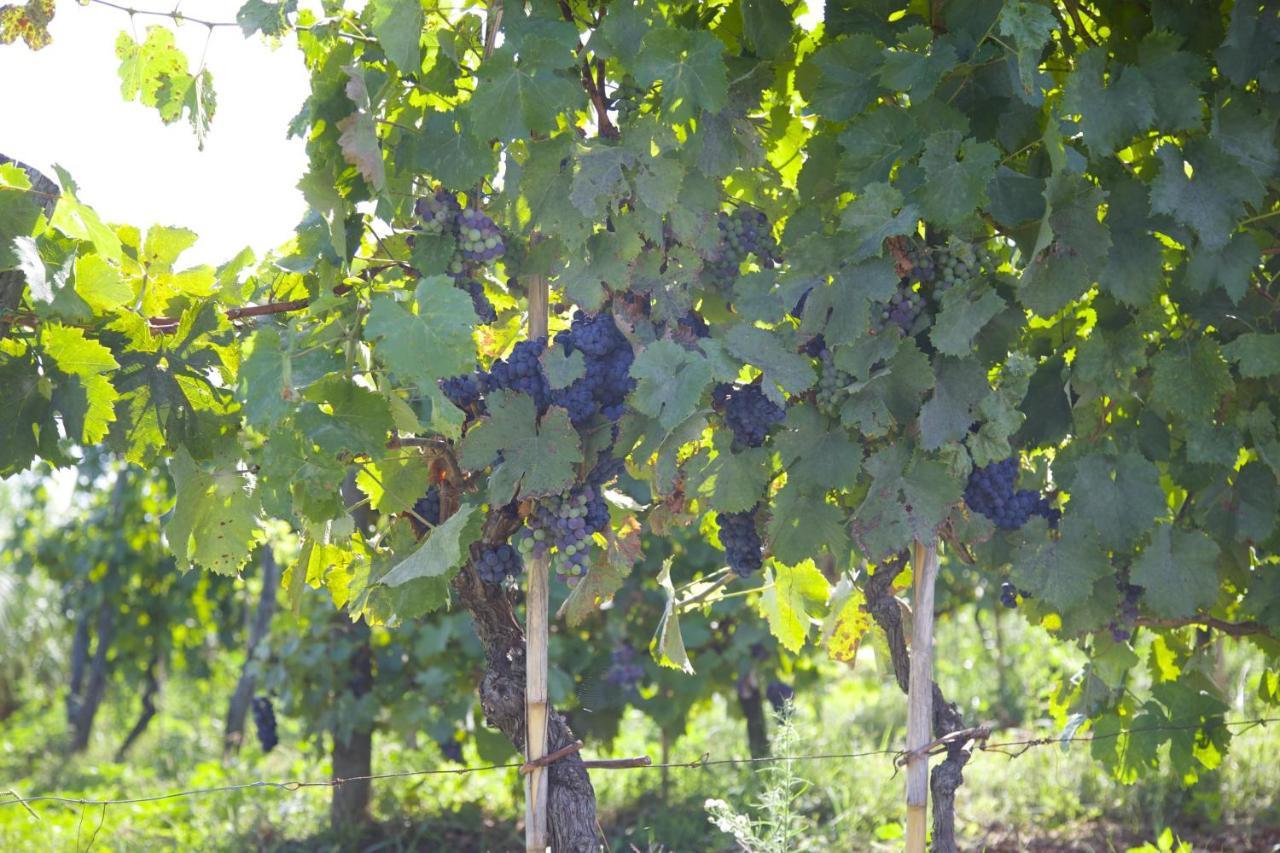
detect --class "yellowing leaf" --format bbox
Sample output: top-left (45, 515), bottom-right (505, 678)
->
top-left (759, 559), bottom-right (830, 653)
top-left (822, 577), bottom-right (872, 663)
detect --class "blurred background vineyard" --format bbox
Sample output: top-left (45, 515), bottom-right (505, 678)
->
top-left (2, 468), bottom-right (1278, 852)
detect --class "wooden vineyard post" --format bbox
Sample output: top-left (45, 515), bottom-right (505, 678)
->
top-left (905, 540), bottom-right (939, 853)
top-left (525, 275), bottom-right (550, 853)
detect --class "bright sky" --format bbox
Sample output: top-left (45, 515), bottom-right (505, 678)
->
top-left (0, 1), bottom-right (311, 266)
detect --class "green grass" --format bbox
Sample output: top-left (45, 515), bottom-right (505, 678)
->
top-left (2, 609), bottom-right (1277, 851)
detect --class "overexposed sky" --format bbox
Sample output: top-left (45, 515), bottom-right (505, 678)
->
top-left (0, 1), bottom-right (310, 266)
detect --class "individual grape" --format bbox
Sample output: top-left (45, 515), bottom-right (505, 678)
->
top-left (815, 348), bottom-right (850, 417)
top-left (766, 680), bottom-right (795, 713)
top-left (717, 507), bottom-right (764, 577)
top-left (963, 457), bottom-right (1051, 531)
top-left (604, 643), bottom-right (645, 693)
top-left (251, 696), bottom-right (279, 753)
top-left (414, 190), bottom-right (461, 235)
top-left (438, 737), bottom-right (464, 764)
top-left (456, 208), bottom-right (504, 262)
top-left (476, 542), bottom-right (523, 585)
top-left (712, 383), bottom-right (785, 448)
top-left (463, 280), bottom-right (497, 324)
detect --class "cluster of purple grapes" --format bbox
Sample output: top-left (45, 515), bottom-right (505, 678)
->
top-left (873, 280), bottom-right (926, 334)
top-left (438, 737), bottom-right (463, 764)
top-left (1109, 581), bottom-right (1143, 642)
top-left (414, 190), bottom-right (461, 235)
top-left (551, 312), bottom-right (636, 425)
top-left (517, 483), bottom-right (611, 584)
top-left (604, 643), bottom-right (645, 693)
top-left (964, 458), bottom-right (1060, 530)
top-left (999, 581), bottom-right (1031, 608)
top-left (717, 507), bottom-right (764, 577)
top-left (456, 207), bottom-right (505, 262)
top-left (475, 542), bottom-right (523, 585)
top-left (712, 383), bottom-right (786, 448)
top-left (411, 486), bottom-right (442, 532)
top-left (464, 280), bottom-right (497, 324)
top-left (252, 696), bottom-right (278, 753)
top-left (766, 680), bottom-right (794, 713)
top-left (705, 208), bottom-right (779, 282)
top-left (442, 338), bottom-right (552, 415)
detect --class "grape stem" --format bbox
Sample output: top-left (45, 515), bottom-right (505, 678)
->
top-left (673, 574), bottom-right (734, 612)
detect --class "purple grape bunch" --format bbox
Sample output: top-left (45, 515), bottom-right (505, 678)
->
top-left (550, 312), bottom-right (636, 425)
top-left (712, 383), bottom-right (786, 448)
top-left (251, 696), bottom-right (278, 753)
top-left (766, 680), bottom-right (795, 713)
top-left (705, 208), bottom-right (779, 283)
top-left (604, 643), bottom-right (645, 693)
top-left (456, 208), bottom-right (505, 262)
top-left (517, 483), bottom-right (611, 584)
top-left (963, 458), bottom-right (1061, 530)
top-left (717, 507), bottom-right (764, 577)
top-left (414, 190), bottom-right (461, 235)
top-left (873, 280), bottom-right (925, 334)
top-left (1109, 581), bottom-right (1143, 642)
top-left (463, 280), bottom-right (497, 324)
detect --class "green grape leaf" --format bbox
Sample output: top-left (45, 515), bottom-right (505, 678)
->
top-left (998, 0), bottom-right (1057, 99)
top-left (916, 131), bottom-right (999, 230)
top-left (165, 447), bottom-right (262, 576)
top-left (1130, 526), bottom-right (1221, 618)
top-left (1067, 451), bottom-right (1167, 550)
top-left (0, 162), bottom-right (43, 269)
top-left (1222, 333), bottom-right (1280, 378)
top-left (356, 455), bottom-right (431, 515)
top-left (363, 276), bottom-right (477, 389)
top-left (838, 182), bottom-right (918, 261)
top-left (542, 346), bottom-right (586, 390)
top-left (919, 357), bottom-right (990, 450)
top-left (629, 339), bottom-right (713, 433)
top-left (766, 484), bottom-right (847, 565)
top-left (41, 322), bottom-right (119, 445)
top-left (115, 26), bottom-right (216, 143)
top-left (1101, 177), bottom-right (1164, 306)
top-left (1011, 520), bottom-right (1110, 611)
top-left (635, 28), bottom-right (729, 122)
top-left (297, 375), bottom-right (395, 458)
top-left (379, 502), bottom-right (484, 587)
top-left (691, 431), bottom-right (772, 514)
top-left (775, 403), bottom-right (862, 493)
top-left (469, 46), bottom-right (583, 142)
top-left (410, 111), bottom-right (496, 191)
top-left (368, 0), bottom-right (422, 73)
top-left (72, 254), bottom-right (132, 312)
top-left (1150, 339), bottom-right (1232, 422)
top-left (235, 0), bottom-right (296, 37)
top-left (1150, 141), bottom-right (1264, 252)
top-left (759, 559), bottom-right (830, 653)
top-left (797, 34), bottom-right (882, 122)
top-left (457, 390), bottom-right (582, 506)
top-left (724, 323), bottom-right (816, 395)
top-left (651, 558), bottom-right (694, 673)
top-left (1184, 231), bottom-right (1260, 304)
top-left (1020, 172), bottom-right (1111, 316)
top-left (1061, 48), bottom-right (1155, 153)
top-left (930, 281), bottom-right (1006, 357)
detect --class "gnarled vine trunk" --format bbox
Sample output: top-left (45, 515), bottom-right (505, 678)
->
top-left (737, 673), bottom-right (770, 759)
top-left (116, 653), bottom-right (161, 760)
top-left (452, 510), bottom-right (599, 852)
top-left (69, 601), bottom-right (115, 753)
top-left (865, 554), bottom-right (972, 853)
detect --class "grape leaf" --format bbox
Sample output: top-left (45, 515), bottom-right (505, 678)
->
top-left (1067, 452), bottom-right (1167, 550)
top-left (41, 322), bottom-right (119, 444)
top-left (766, 483), bottom-right (847, 565)
top-left (821, 577), bottom-right (872, 663)
top-left (774, 404), bottom-right (862, 493)
top-left (0, 162), bottom-right (43, 269)
top-left (379, 503), bottom-right (484, 587)
top-left (916, 131), bottom-right (999, 230)
top-left (1061, 48), bottom-right (1156, 153)
top-left (629, 339), bottom-right (713, 433)
top-left (635, 28), bottom-right (729, 122)
top-left (1150, 141), bottom-right (1264, 252)
top-left (724, 323), bottom-right (815, 396)
top-left (165, 446), bottom-right (261, 576)
top-left (470, 46), bottom-right (583, 142)
top-left (367, 0), bottom-right (422, 73)
top-left (1222, 333), bottom-right (1280, 378)
top-left (651, 558), bottom-right (694, 673)
top-left (796, 34), bottom-right (882, 122)
top-left (410, 111), bottom-right (496, 191)
top-left (337, 65), bottom-right (385, 191)
top-left (930, 281), bottom-right (1006, 357)
top-left (457, 390), bottom-right (582, 506)
top-left (356, 455), bottom-right (431, 515)
top-left (363, 276), bottom-right (477, 389)
top-left (558, 516), bottom-right (642, 626)
top-left (542, 346), bottom-right (586, 390)
top-left (759, 560), bottom-right (829, 653)
top-left (691, 431), bottom-right (772, 514)
top-left (919, 357), bottom-right (990, 450)
top-left (235, 0), bottom-right (295, 37)
top-left (1011, 520), bottom-right (1110, 611)
top-left (998, 0), bottom-right (1057, 99)
top-left (1130, 525), bottom-right (1221, 618)
top-left (1150, 339), bottom-right (1231, 422)
top-left (297, 375), bottom-right (395, 458)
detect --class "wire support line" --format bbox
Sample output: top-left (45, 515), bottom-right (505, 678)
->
top-left (2, 716), bottom-right (1276, 812)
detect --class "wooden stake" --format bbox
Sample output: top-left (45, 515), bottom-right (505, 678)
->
top-left (525, 275), bottom-right (550, 853)
top-left (905, 540), bottom-right (939, 853)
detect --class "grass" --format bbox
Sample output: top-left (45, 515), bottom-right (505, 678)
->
top-left (1, 607), bottom-right (1277, 851)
